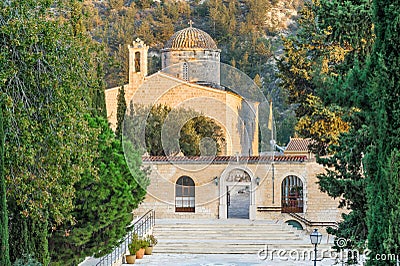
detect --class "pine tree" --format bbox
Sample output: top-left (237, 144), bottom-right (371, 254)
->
top-left (49, 116), bottom-right (148, 265)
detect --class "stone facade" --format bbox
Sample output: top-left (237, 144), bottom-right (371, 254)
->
top-left (161, 53), bottom-right (221, 85)
top-left (134, 155), bottom-right (342, 232)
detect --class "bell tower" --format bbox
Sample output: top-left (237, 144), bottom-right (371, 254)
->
top-left (128, 38), bottom-right (148, 88)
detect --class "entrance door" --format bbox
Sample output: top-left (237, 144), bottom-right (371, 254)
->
top-left (227, 185), bottom-right (250, 219)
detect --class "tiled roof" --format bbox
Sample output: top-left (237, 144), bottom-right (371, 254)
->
top-left (142, 155), bottom-right (307, 164)
top-left (164, 26), bottom-right (218, 50)
top-left (285, 138), bottom-right (311, 152)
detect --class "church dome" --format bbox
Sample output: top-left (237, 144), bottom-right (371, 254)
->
top-left (164, 26), bottom-right (218, 50)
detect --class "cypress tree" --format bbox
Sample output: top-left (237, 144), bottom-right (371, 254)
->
top-left (364, 0), bottom-right (400, 263)
top-left (91, 63), bottom-right (108, 119)
top-left (116, 86), bottom-right (127, 138)
top-left (0, 102), bottom-right (11, 266)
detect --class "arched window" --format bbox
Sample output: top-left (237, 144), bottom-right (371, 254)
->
top-left (135, 52), bottom-right (141, 72)
top-left (281, 175), bottom-right (303, 213)
top-left (182, 62), bottom-right (189, 81)
top-left (286, 220), bottom-right (304, 230)
top-left (175, 176), bottom-right (195, 212)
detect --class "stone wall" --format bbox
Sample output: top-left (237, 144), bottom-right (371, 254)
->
top-left (134, 158), bottom-right (343, 227)
top-left (106, 72), bottom-right (259, 156)
top-left (161, 50), bottom-right (220, 85)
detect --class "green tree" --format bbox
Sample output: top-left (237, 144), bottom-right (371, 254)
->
top-left (363, 0), bottom-right (400, 262)
top-left (244, 0), bottom-right (271, 31)
top-left (277, 0), bottom-right (373, 125)
top-left (116, 86), bottom-right (127, 138)
top-left (0, 98), bottom-right (10, 266)
top-left (49, 116), bottom-right (148, 265)
top-left (278, 0), bottom-right (375, 252)
top-left (90, 63), bottom-right (108, 118)
top-left (0, 0), bottom-right (101, 263)
top-left (124, 104), bottom-right (225, 156)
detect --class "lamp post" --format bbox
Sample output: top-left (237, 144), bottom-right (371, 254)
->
top-left (310, 228), bottom-right (322, 266)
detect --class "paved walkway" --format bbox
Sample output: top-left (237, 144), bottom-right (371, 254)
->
top-left (126, 253), bottom-right (339, 265)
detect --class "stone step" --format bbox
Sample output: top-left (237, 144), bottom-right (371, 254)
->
top-left (153, 244), bottom-right (333, 254)
top-left (154, 224), bottom-right (293, 228)
top-left (154, 229), bottom-right (299, 233)
top-left (154, 225), bottom-right (296, 229)
top-left (142, 219), bottom-right (332, 256)
top-left (155, 236), bottom-right (304, 241)
top-left (155, 219), bottom-right (278, 224)
top-left (155, 240), bottom-right (314, 245)
top-left (155, 221), bottom-right (284, 224)
top-left (154, 242), bottom-right (332, 247)
top-left (154, 230), bottom-right (301, 236)
top-left (153, 226), bottom-right (297, 231)
top-left (154, 233), bottom-right (303, 240)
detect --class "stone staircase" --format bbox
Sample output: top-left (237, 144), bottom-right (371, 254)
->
top-left (152, 219), bottom-right (333, 255)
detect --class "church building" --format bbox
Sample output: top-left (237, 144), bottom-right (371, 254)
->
top-left (105, 25), bottom-right (342, 232)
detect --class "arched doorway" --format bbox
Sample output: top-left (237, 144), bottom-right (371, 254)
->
top-left (175, 176), bottom-right (195, 212)
top-left (219, 168), bottom-right (255, 219)
top-left (281, 175), bottom-right (303, 213)
top-left (227, 184), bottom-right (250, 219)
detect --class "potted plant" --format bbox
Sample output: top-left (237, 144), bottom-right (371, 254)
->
top-left (126, 235), bottom-right (140, 264)
top-left (145, 235), bottom-right (158, 255)
top-left (136, 237), bottom-right (148, 259)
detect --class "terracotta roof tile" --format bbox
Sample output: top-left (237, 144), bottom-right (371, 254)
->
top-left (142, 155), bottom-right (307, 164)
top-left (285, 138), bottom-right (311, 152)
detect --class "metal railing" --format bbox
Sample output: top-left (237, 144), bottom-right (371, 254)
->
top-left (95, 209), bottom-right (155, 266)
top-left (288, 212), bottom-right (339, 229)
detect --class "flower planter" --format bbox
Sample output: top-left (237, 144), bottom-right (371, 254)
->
top-left (136, 248), bottom-right (145, 259)
top-left (125, 254), bottom-right (136, 264)
top-left (145, 246), bottom-right (153, 255)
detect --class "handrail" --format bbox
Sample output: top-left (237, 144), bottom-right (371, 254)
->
top-left (95, 209), bottom-right (155, 266)
top-left (288, 212), bottom-right (339, 229)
